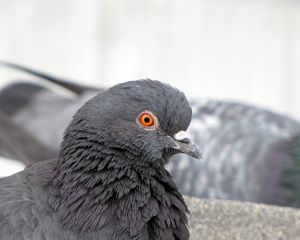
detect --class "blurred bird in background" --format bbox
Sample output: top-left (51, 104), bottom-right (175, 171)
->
top-left (1, 62), bottom-right (300, 208)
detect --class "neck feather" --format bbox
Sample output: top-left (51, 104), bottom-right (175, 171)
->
top-left (49, 130), bottom-right (189, 239)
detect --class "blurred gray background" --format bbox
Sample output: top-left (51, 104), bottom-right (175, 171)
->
top-left (0, 0), bottom-right (300, 175)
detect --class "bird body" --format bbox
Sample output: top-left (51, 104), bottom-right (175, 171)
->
top-left (168, 99), bottom-right (300, 206)
top-left (0, 160), bottom-right (186, 239)
top-left (2, 61), bottom-right (300, 208)
top-left (0, 80), bottom-right (198, 239)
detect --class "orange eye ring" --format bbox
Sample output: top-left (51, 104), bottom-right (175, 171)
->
top-left (139, 112), bottom-right (155, 127)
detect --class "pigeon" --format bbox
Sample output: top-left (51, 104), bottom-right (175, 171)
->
top-left (0, 60), bottom-right (100, 150)
top-left (170, 99), bottom-right (300, 208)
top-left (0, 81), bottom-right (97, 150)
top-left (0, 80), bottom-right (200, 240)
top-left (1, 62), bottom-right (300, 208)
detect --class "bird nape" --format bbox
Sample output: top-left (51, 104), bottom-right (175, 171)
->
top-left (0, 80), bottom-right (200, 240)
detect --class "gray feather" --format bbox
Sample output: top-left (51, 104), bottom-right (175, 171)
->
top-left (0, 80), bottom-right (192, 239)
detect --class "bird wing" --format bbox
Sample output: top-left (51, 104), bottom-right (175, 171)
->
top-left (0, 171), bottom-right (38, 238)
top-left (0, 60), bottom-right (100, 94)
top-left (0, 110), bottom-right (55, 164)
top-left (0, 81), bottom-right (97, 151)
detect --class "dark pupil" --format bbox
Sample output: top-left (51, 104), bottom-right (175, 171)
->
top-left (144, 117), bottom-right (151, 123)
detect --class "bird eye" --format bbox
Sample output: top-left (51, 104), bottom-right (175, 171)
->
top-left (137, 111), bottom-right (158, 129)
top-left (139, 112), bottom-right (154, 126)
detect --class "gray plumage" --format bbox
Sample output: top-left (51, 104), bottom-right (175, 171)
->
top-left (1, 62), bottom-right (300, 208)
top-left (0, 109), bottom-right (54, 164)
top-left (168, 99), bottom-right (300, 207)
top-left (3, 80), bottom-right (300, 207)
top-left (0, 81), bottom-right (96, 150)
top-left (0, 80), bottom-right (199, 240)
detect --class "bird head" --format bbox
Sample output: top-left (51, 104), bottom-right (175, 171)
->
top-left (62, 80), bottom-right (200, 166)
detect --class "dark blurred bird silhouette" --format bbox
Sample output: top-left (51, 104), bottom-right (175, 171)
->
top-left (0, 80), bottom-right (199, 240)
top-left (1, 61), bottom-right (300, 208)
top-left (0, 109), bottom-right (54, 164)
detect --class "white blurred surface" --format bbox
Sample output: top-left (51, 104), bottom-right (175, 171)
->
top-left (0, 157), bottom-right (25, 177)
top-left (0, 0), bottom-right (299, 119)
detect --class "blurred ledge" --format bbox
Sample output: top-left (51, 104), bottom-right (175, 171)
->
top-left (185, 196), bottom-right (300, 240)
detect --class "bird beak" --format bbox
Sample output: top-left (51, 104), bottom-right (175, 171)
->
top-left (171, 131), bottom-right (202, 159)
